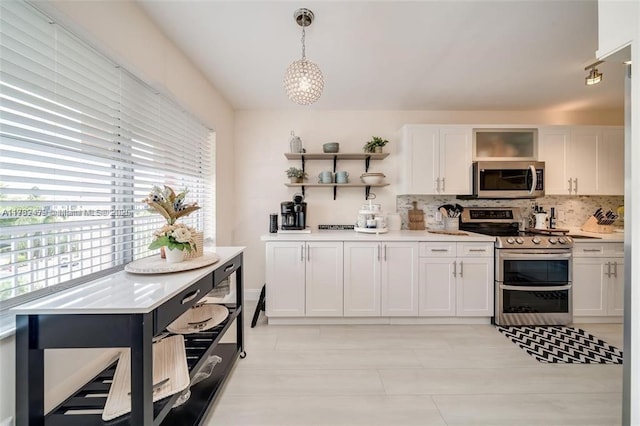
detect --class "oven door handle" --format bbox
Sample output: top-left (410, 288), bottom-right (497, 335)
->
top-left (500, 284), bottom-right (572, 292)
top-left (499, 252), bottom-right (572, 260)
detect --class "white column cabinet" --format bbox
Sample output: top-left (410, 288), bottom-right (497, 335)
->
top-left (265, 242), bottom-right (306, 317)
top-left (343, 242), bottom-right (381, 316)
top-left (573, 242), bottom-right (624, 318)
top-left (418, 257), bottom-right (456, 316)
top-left (400, 125), bottom-right (472, 195)
top-left (381, 242), bottom-right (419, 316)
top-left (305, 242), bottom-right (344, 317)
top-left (539, 126), bottom-right (624, 196)
top-left (344, 241), bottom-right (419, 317)
top-left (418, 242), bottom-right (493, 317)
top-left (266, 241), bottom-right (343, 317)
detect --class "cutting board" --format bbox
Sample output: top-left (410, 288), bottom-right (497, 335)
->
top-left (408, 201), bottom-right (425, 230)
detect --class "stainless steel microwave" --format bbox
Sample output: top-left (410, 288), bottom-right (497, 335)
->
top-left (472, 161), bottom-right (545, 198)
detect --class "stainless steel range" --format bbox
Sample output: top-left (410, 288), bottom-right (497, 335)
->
top-left (459, 207), bottom-right (574, 326)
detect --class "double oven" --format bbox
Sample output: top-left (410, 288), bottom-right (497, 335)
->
top-left (460, 207), bottom-right (573, 326)
top-left (495, 238), bottom-right (572, 326)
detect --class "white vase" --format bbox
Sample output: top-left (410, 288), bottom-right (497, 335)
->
top-left (165, 247), bottom-right (185, 264)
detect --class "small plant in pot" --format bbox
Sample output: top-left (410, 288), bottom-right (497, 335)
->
top-left (363, 136), bottom-right (389, 153)
top-left (285, 167), bottom-right (308, 183)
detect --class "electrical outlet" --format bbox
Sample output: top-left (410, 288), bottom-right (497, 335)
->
top-left (557, 210), bottom-right (565, 221)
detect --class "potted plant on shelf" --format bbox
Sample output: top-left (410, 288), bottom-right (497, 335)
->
top-left (363, 136), bottom-right (389, 153)
top-left (285, 167), bottom-right (308, 183)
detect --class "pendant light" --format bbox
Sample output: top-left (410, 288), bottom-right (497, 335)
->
top-left (585, 60), bottom-right (603, 86)
top-left (283, 8), bottom-right (324, 105)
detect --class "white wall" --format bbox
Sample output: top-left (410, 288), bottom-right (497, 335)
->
top-left (0, 0), bottom-right (235, 422)
top-left (233, 109), bottom-right (623, 295)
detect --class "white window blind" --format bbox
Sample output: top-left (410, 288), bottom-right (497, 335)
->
top-left (0, 0), bottom-right (213, 306)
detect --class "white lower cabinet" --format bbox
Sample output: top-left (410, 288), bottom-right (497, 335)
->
top-left (573, 242), bottom-right (624, 317)
top-left (266, 239), bottom-right (493, 320)
top-left (266, 241), bottom-right (343, 317)
top-left (344, 241), bottom-right (419, 316)
top-left (419, 242), bottom-right (494, 317)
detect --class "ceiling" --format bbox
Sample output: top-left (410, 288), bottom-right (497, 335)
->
top-left (137, 0), bottom-right (626, 112)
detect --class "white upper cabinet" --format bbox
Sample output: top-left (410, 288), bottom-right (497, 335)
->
top-left (400, 125), bottom-right (472, 195)
top-left (539, 125), bottom-right (624, 196)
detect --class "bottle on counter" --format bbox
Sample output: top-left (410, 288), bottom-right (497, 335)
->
top-left (549, 207), bottom-right (557, 229)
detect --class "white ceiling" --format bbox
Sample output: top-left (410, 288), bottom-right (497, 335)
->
top-left (137, 0), bottom-right (625, 112)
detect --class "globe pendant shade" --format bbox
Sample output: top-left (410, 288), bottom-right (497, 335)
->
top-left (284, 58), bottom-right (324, 105)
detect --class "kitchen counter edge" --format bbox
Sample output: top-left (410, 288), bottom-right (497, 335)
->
top-left (261, 230), bottom-right (495, 242)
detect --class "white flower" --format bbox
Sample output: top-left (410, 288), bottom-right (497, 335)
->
top-left (171, 227), bottom-right (192, 243)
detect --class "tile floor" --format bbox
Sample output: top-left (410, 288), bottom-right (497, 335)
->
top-left (205, 303), bottom-right (623, 426)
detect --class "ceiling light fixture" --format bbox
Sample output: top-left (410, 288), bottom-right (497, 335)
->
top-left (283, 8), bottom-right (324, 105)
top-left (584, 60), bottom-right (603, 86)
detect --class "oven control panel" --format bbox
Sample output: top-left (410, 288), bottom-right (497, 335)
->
top-left (496, 236), bottom-right (573, 249)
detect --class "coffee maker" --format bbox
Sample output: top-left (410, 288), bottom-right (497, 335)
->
top-left (281, 193), bottom-right (307, 230)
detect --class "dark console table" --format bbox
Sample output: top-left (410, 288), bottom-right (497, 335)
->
top-left (13, 247), bottom-right (245, 426)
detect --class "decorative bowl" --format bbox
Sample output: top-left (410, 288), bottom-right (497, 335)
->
top-left (360, 174), bottom-right (385, 185)
top-left (323, 142), bottom-right (340, 153)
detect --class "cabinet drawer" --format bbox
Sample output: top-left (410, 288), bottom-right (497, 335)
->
top-left (573, 243), bottom-right (624, 257)
top-left (420, 242), bottom-right (456, 257)
top-left (457, 242), bottom-right (493, 257)
top-left (154, 274), bottom-right (213, 334)
top-left (214, 254), bottom-right (242, 283)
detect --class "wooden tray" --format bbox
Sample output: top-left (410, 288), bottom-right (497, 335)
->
top-left (124, 252), bottom-right (220, 274)
top-left (526, 228), bottom-right (569, 235)
top-left (427, 229), bottom-right (469, 236)
top-left (102, 335), bottom-right (190, 421)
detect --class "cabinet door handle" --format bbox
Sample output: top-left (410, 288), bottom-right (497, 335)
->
top-left (377, 244), bottom-right (381, 262)
top-left (431, 249), bottom-right (449, 252)
top-left (224, 263), bottom-right (235, 272)
top-left (567, 178), bottom-right (573, 194)
top-left (613, 261), bottom-right (618, 278)
top-left (383, 244), bottom-right (387, 261)
top-left (301, 245), bottom-right (304, 262)
top-left (181, 289), bottom-right (201, 305)
top-left (459, 260), bottom-right (463, 277)
top-left (435, 178), bottom-right (440, 193)
top-left (452, 261), bottom-right (457, 277)
top-left (583, 249), bottom-right (602, 252)
top-left (441, 177), bottom-right (445, 193)
top-left (573, 178), bottom-right (578, 194)
top-left (468, 249), bottom-right (486, 252)
top-left (606, 262), bottom-right (611, 278)
top-left (307, 245), bottom-right (310, 262)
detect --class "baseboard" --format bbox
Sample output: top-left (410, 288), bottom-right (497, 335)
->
top-left (267, 316), bottom-right (493, 325)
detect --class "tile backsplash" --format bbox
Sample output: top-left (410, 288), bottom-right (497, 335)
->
top-left (396, 195), bottom-right (624, 230)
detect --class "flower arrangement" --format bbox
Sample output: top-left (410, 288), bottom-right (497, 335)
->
top-left (144, 185), bottom-right (201, 256)
top-left (143, 185), bottom-right (200, 225)
top-left (148, 223), bottom-right (197, 253)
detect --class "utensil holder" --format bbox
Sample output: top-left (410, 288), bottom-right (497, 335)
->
top-left (444, 217), bottom-right (459, 231)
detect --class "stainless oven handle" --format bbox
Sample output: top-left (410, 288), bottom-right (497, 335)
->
top-left (501, 284), bottom-right (572, 292)
top-left (499, 252), bottom-right (572, 259)
top-left (529, 165), bottom-right (536, 195)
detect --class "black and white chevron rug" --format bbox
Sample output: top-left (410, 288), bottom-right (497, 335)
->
top-left (497, 325), bottom-right (623, 364)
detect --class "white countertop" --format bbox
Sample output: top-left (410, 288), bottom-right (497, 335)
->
top-left (10, 247), bottom-right (244, 316)
top-left (261, 230), bottom-right (495, 242)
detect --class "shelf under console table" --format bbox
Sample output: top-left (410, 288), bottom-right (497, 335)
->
top-left (13, 247), bottom-right (245, 426)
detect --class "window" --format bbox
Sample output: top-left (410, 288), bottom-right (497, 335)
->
top-left (0, 1), bottom-right (214, 307)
